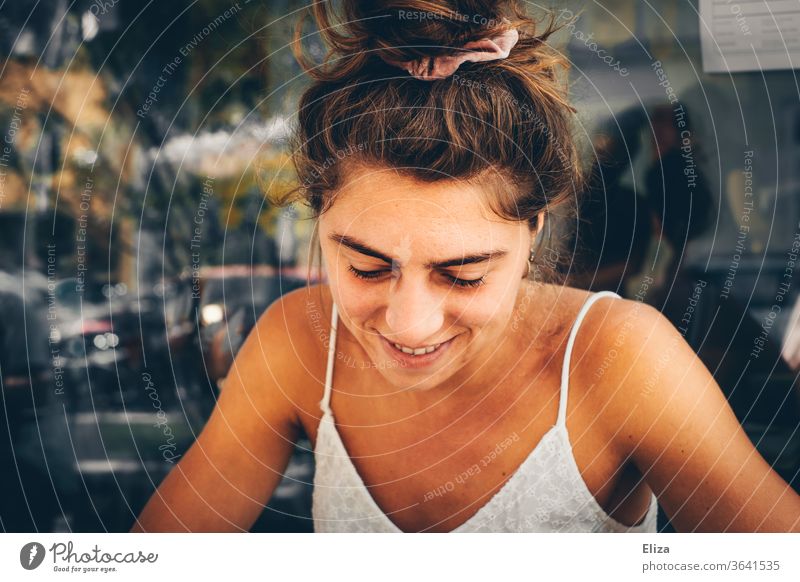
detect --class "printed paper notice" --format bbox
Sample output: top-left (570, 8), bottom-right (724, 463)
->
top-left (700, 0), bottom-right (800, 73)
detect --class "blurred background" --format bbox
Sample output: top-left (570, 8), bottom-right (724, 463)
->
top-left (0, 0), bottom-right (798, 533)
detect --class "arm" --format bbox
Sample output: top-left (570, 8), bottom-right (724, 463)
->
top-left (130, 294), bottom-right (306, 532)
top-left (593, 299), bottom-right (800, 532)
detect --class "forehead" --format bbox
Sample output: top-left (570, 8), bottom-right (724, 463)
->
top-left (321, 164), bottom-right (515, 235)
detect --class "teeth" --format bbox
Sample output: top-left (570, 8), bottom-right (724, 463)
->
top-left (392, 341), bottom-right (442, 356)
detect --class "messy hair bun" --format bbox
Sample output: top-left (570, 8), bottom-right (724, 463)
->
top-left (278, 0), bottom-right (583, 283)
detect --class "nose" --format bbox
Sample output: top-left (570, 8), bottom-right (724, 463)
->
top-left (384, 276), bottom-right (445, 347)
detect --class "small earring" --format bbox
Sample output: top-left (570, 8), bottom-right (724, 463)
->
top-left (525, 247), bottom-right (536, 279)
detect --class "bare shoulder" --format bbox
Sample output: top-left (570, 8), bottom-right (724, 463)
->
top-left (570, 291), bottom-right (674, 394)
top-left (261, 283), bottom-right (333, 404)
top-left (568, 292), bottom-right (800, 531)
top-left (570, 291), bottom-right (699, 450)
top-left (262, 283), bottom-right (331, 333)
top-left (259, 281), bottom-right (334, 361)
top-left (229, 283), bottom-right (333, 412)
top-left (567, 288), bottom-right (669, 374)
top-left (256, 282), bottom-right (334, 348)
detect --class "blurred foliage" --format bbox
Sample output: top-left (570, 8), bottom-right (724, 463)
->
top-left (0, 0), bottom-right (316, 279)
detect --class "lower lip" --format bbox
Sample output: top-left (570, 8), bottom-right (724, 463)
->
top-left (379, 334), bottom-right (456, 369)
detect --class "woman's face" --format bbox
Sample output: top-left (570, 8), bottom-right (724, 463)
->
top-left (318, 164), bottom-right (541, 392)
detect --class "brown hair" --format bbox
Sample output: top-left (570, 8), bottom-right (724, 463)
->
top-left (273, 0), bottom-right (584, 283)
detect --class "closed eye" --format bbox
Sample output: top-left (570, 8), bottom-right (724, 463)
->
top-left (347, 265), bottom-right (485, 288)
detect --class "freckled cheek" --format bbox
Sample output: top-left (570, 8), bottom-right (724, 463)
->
top-left (343, 302), bottom-right (379, 328)
top-left (335, 279), bottom-right (384, 327)
top-left (449, 297), bottom-right (509, 330)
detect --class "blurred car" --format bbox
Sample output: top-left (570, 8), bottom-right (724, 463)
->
top-left (195, 265), bottom-right (314, 386)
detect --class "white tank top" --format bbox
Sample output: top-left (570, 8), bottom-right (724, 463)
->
top-left (312, 290), bottom-right (659, 532)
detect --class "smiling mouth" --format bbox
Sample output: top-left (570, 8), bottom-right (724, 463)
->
top-left (379, 333), bottom-right (458, 357)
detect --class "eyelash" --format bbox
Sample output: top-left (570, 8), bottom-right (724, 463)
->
top-left (347, 265), bottom-right (485, 289)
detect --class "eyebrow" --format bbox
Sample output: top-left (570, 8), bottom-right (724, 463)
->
top-left (328, 233), bottom-right (508, 269)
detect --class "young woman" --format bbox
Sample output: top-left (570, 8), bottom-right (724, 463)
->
top-left (131, 0), bottom-right (800, 533)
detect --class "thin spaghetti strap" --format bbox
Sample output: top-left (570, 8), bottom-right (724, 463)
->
top-left (557, 290), bottom-right (621, 427)
top-left (319, 301), bottom-right (339, 416)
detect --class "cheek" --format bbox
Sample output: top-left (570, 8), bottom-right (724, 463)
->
top-left (327, 259), bottom-right (360, 298)
top-left (332, 277), bottom-right (382, 326)
top-left (449, 292), bottom-right (515, 330)
top-left (341, 299), bottom-right (377, 327)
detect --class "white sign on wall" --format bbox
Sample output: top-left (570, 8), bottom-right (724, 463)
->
top-left (700, 0), bottom-right (800, 73)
